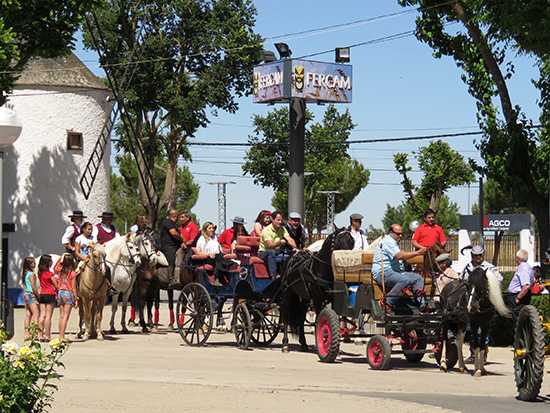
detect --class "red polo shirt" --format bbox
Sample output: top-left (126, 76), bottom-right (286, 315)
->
top-left (179, 221), bottom-right (199, 243)
top-left (412, 223), bottom-right (446, 247)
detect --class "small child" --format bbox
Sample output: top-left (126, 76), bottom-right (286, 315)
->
top-left (21, 256), bottom-right (39, 339)
top-left (74, 221), bottom-right (95, 274)
top-left (56, 254), bottom-right (78, 341)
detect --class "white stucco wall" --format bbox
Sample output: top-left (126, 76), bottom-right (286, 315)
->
top-left (5, 86), bottom-right (112, 299)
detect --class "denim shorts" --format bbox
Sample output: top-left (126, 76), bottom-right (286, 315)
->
top-left (24, 291), bottom-right (39, 305)
top-left (57, 290), bottom-right (75, 306)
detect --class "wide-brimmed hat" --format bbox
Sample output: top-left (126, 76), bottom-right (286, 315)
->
top-left (68, 210), bottom-right (86, 219)
top-left (98, 212), bottom-right (115, 220)
top-left (231, 216), bottom-right (246, 225)
top-left (435, 253), bottom-right (451, 263)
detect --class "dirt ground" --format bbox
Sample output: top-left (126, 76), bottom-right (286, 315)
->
top-left (7, 306), bottom-right (550, 412)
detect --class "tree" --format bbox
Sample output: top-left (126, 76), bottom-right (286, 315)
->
top-left (243, 104), bottom-right (370, 233)
top-left (110, 153), bottom-right (199, 231)
top-left (381, 194), bottom-right (461, 234)
top-left (394, 139), bottom-right (475, 215)
top-left (398, 0), bottom-right (550, 261)
top-left (0, 0), bottom-right (104, 105)
top-left (82, 0), bottom-right (262, 228)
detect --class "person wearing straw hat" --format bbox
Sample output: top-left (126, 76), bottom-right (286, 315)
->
top-left (61, 210), bottom-right (87, 259)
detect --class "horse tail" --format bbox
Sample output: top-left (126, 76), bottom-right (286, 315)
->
top-left (486, 269), bottom-right (512, 317)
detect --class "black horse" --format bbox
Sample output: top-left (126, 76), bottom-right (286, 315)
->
top-left (439, 266), bottom-right (511, 375)
top-left (280, 227), bottom-right (354, 352)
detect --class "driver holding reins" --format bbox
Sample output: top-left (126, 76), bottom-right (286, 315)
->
top-left (372, 224), bottom-right (432, 315)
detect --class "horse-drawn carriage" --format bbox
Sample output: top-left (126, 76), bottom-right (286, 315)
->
top-left (314, 247), bottom-right (457, 369)
top-left (173, 235), bottom-right (283, 349)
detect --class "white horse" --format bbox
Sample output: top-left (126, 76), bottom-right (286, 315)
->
top-left (105, 233), bottom-right (142, 334)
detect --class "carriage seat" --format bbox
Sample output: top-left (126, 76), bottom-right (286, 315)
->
top-left (234, 236), bottom-right (270, 279)
top-left (331, 251), bottom-right (432, 299)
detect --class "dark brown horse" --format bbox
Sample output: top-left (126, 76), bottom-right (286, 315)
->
top-left (280, 227), bottom-right (354, 352)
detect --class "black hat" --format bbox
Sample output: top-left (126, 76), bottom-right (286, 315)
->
top-left (98, 212), bottom-right (115, 220)
top-left (68, 210), bottom-right (86, 219)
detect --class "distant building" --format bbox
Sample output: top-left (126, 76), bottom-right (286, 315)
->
top-left (5, 53), bottom-right (112, 303)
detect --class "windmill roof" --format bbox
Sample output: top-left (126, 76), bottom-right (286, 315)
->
top-left (15, 52), bottom-right (109, 91)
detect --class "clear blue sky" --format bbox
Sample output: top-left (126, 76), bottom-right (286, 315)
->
top-left (75, 1), bottom-right (540, 233)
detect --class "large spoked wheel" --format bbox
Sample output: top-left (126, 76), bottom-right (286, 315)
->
top-left (176, 283), bottom-right (213, 346)
top-left (434, 339), bottom-right (458, 370)
top-left (514, 305), bottom-right (545, 401)
top-left (402, 329), bottom-right (426, 363)
top-left (367, 334), bottom-right (391, 370)
top-left (233, 302), bottom-right (252, 350)
top-left (315, 308), bottom-right (340, 363)
top-left (250, 305), bottom-right (280, 346)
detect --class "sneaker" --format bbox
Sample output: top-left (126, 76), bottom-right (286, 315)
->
top-left (107, 286), bottom-right (119, 297)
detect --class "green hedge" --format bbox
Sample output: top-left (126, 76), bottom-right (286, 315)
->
top-left (489, 271), bottom-right (550, 347)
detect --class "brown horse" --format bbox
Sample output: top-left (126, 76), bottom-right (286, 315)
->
top-left (76, 244), bottom-right (108, 340)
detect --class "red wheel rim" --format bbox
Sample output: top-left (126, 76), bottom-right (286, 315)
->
top-left (317, 317), bottom-right (331, 356)
top-left (368, 341), bottom-right (383, 365)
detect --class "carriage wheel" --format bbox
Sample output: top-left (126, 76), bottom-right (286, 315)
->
top-left (233, 302), bottom-right (252, 350)
top-left (434, 339), bottom-right (458, 370)
top-left (315, 308), bottom-right (340, 363)
top-left (175, 283), bottom-right (213, 347)
top-left (402, 329), bottom-right (426, 363)
top-left (367, 335), bottom-right (391, 370)
top-left (514, 305), bottom-right (545, 401)
top-left (250, 305), bottom-right (280, 346)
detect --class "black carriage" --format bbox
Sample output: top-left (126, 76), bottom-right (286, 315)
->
top-left (316, 250), bottom-right (457, 369)
top-left (174, 236), bottom-right (282, 349)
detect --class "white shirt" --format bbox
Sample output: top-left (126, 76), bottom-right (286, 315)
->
top-left (461, 260), bottom-right (503, 284)
top-left (196, 235), bottom-right (221, 255)
top-left (61, 224), bottom-right (77, 245)
top-left (75, 234), bottom-right (96, 257)
top-left (350, 228), bottom-right (369, 250)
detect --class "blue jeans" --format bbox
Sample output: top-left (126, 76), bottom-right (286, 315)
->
top-left (373, 268), bottom-right (425, 307)
top-left (258, 249), bottom-right (288, 277)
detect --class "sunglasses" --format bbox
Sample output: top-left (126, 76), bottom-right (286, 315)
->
top-left (392, 231), bottom-right (403, 236)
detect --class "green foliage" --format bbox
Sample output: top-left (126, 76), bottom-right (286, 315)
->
top-left (394, 139), bottom-right (475, 216)
top-left (381, 194), bottom-right (460, 232)
top-left (111, 154), bottom-right (199, 231)
top-left (242, 104), bottom-right (370, 232)
top-left (82, 0), bottom-right (262, 225)
top-left (398, 0), bottom-right (550, 263)
top-left (0, 325), bottom-right (69, 412)
top-left (471, 178), bottom-right (530, 215)
top-left (0, 0), bottom-right (104, 104)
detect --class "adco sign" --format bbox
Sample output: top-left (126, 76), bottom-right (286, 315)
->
top-left (460, 214), bottom-right (534, 232)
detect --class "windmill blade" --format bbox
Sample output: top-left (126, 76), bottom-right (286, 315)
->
top-left (79, 12), bottom-right (157, 207)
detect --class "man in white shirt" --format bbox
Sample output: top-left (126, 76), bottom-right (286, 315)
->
top-left (347, 213), bottom-right (369, 250)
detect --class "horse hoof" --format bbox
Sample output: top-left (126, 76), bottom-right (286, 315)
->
top-left (97, 333), bottom-right (104, 341)
top-left (460, 367), bottom-right (468, 374)
top-left (150, 326), bottom-right (158, 333)
top-left (474, 370), bottom-right (482, 377)
top-left (440, 365), bottom-right (447, 373)
top-left (217, 325), bottom-right (227, 333)
top-left (300, 345), bottom-right (309, 353)
top-left (167, 324), bottom-right (174, 331)
top-left (281, 346), bottom-right (290, 353)
top-left (142, 327), bottom-right (149, 334)
top-left (83, 334), bottom-right (89, 341)
top-left (128, 320), bottom-right (137, 327)
top-left (121, 329), bottom-right (129, 334)
top-left (109, 328), bottom-right (118, 335)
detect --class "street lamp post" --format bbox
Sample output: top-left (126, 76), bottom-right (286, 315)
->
top-left (0, 104), bottom-right (22, 331)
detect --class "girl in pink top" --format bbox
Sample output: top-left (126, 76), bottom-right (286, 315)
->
top-left (56, 254), bottom-right (78, 341)
top-left (38, 254), bottom-right (58, 341)
top-left (252, 210), bottom-right (271, 237)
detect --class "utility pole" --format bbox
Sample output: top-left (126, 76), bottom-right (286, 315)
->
top-left (207, 181), bottom-right (235, 231)
top-left (318, 190), bottom-right (341, 232)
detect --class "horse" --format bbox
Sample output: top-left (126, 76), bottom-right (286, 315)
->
top-left (280, 227), bottom-right (355, 352)
top-left (75, 243), bottom-right (108, 340)
top-left (438, 266), bottom-right (511, 376)
top-left (105, 233), bottom-right (143, 334)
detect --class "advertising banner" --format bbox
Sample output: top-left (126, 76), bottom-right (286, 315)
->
top-left (253, 59), bottom-right (352, 104)
top-left (460, 214), bottom-right (534, 232)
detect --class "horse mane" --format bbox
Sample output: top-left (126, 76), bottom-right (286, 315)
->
top-left (104, 234), bottom-right (134, 265)
top-left (486, 268), bottom-right (511, 317)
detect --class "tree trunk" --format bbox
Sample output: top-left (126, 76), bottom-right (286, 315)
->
top-left (492, 231), bottom-right (504, 266)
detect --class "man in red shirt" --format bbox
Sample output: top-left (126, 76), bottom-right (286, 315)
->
top-left (412, 208), bottom-right (447, 249)
top-left (218, 216), bottom-right (246, 251)
top-left (179, 210), bottom-right (199, 248)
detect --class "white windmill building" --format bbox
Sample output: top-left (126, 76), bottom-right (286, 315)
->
top-left (4, 53), bottom-right (112, 303)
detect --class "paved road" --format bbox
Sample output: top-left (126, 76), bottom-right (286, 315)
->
top-left (8, 307), bottom-right (550, 412)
